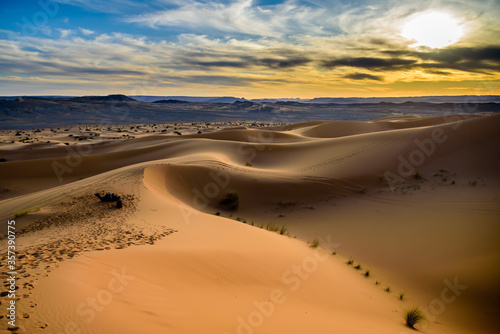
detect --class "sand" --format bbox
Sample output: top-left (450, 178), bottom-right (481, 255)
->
top-left (0, 113), bottom-right (499, 333)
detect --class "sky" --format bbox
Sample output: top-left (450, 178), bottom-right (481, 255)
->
top-left (0, 0), bottom-right (499, 98)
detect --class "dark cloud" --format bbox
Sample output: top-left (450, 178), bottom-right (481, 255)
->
top-left (0, 57), bottom-right (144, 77)
top-left (382, 46), bottom-right (500, 73)
top-left (179, 56), bottom-right (311, 69)
top-left (344, 73), bottom-right (383, 81)
top-left (321, 57), bottom-right (417, 70)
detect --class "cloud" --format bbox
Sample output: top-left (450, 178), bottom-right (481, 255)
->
top-left (79, 27), bottom-right (95, 36)
top-left (54, 0), bottom-right (149, 14)
top-left (126, 0), bottom-right (339, 38)
top-left (321, 57), bottom-right (417, 70)
top-left (344, 73), bottom-right (384, 81)
top-left (58, 29), bottom-right (73, 38)
top-left (383, 46), bottom-right (500, 73)
top-left (1, 0), bottom-right (500, 96)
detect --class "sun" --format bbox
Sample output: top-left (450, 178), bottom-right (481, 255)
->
top-left (401, 11), bottom-right (463, 48)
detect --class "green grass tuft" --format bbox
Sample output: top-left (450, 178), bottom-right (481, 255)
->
top-left (13, 209), bottom-right (31, 218)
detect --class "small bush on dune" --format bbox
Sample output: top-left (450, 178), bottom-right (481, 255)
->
top-left (309, 238), bottom-right (319, 248)
top-left (13, 209), bottom-right (31, 218)
top-left (279, 226), bottom-right (287, 235)
top-left (266, 223), bottom-right (279, 232)
top-left (403, 307), bottom-right (426, 329)
top-left (347, 259), bottom-right (354, 265)
top-left (219, 192), bottom-right (239, 210)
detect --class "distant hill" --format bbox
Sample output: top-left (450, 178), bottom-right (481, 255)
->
top-left (67, 95), bottom-right (137, 102)
top-left (308, 96), bottom-right (500, 104)
top-left (1, 94), bottom-right (499, 130)
top-left (153, 99), bottom-right (190, 104)
top-left (3, 95), bottom-right (500, 104)
top-left (132, 96), bottom-right (245, 103)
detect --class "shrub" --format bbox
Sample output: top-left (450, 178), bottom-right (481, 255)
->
top-left (403, 307), bottom-right (426, 329)
top-left (414, 172), bottom-right (422, 180)
top-left (309, 239), bottom-right (319, 248)
top-left (364, 270), bottom-right (370, 277)
top-left (219, 192), bottom-right (239, 210)
top-left (385, 286), bottom-right (391, 292)
top-left (279, 226), bottom-right (288, 235)
top-left (13, 209), bottom-right (30, 218)
top-left (347, 259), bottom-right (354, 265)
top-left (400, 293), bottom-right (405, 300)
top-left (354, 264), bottom-right (362, 270)
top-left (245, 162), bottom-right (252, 167)
top-left (266, 223), bottom-right (279, 232)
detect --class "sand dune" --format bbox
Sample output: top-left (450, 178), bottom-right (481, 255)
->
top-left (0, 113), bottom-right (499, 333)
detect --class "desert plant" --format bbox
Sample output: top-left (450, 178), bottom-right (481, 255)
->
top-left (219, 192), bottom-right (239, 210)
top-left (215, 211), bottom-right (221, 216)
top-left (403, 307), bottom-right (426, 329)
top-left (375, 281), bottom-right (381, 285)
top-left (385, 286), bottom-right (391, 292)
top-left (245, 162), bottom-right (252, 167)
top-left (279, 226), bottom-right (288, 235)
top-left (13, 209), bottom-right (30, 218)
top-left (266, 223), bottom-right (279, 232)
top-left (354, 264), bottom-right (362, 270)
top-left (414, 172), bottom-right (422, 180)
top-left (331, 251), bottom-right (337, 255)
top-left (400, 293), bottom-right (405, 300)
top-left (347, 259), bottom-right (354, 265)
top-left (364, 270), bottom-right (370, 277)
top-left (309, 239), bottom-right (319, 248)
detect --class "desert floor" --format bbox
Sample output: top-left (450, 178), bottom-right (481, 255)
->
top-left (0, 113), bottom-right (499, 333)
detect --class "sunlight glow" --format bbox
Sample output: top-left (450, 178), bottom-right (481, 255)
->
top-left (402, 12), bottom-right (463, 49)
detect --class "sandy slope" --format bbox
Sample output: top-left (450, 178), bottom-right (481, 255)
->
top-left (0, 113), bottom-right (499, 333)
